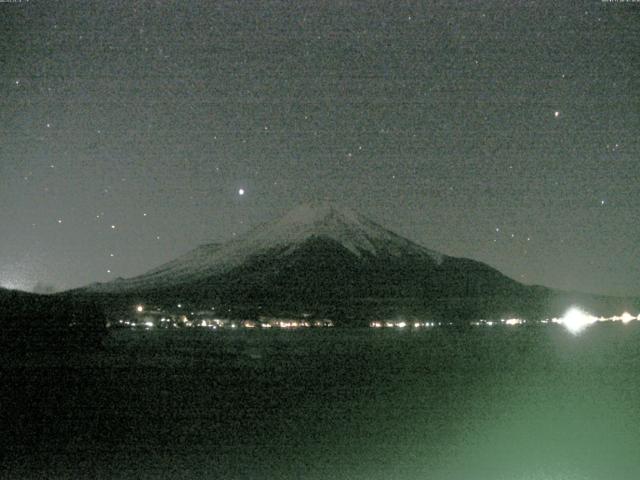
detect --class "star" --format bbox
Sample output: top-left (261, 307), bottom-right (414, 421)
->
top-left (554, 111), bottom-right (560, 118)
top-left (238, 188), bottom-right (245, 196)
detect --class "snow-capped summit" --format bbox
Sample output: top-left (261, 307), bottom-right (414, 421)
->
top-left (87, 201), bottom-right (444, 293)
top-left (239, 200), bottom-right (443, 259)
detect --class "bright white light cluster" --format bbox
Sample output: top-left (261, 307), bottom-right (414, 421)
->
top-left (369, 321), bottom-right (438, 328)
top-left (469, 309), bottom-right (639, 333)
top-left (558, 307), bottom-right (597, 334)
top-left (504, 318), bottom-right (523, 326)
top-left (470, 318), bottom-right (526, 327)
top-left (551, 308), bottom-right (639, 335)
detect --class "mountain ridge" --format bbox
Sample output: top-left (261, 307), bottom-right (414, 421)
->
top-left (85, 201), bottom-right (447, 293)
top-left (72, 202), bottom-right (638, 323)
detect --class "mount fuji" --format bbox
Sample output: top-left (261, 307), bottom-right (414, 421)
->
top-left (88, 201), bottom-right (446, 292)
top-left (76, 202), bottom-right (635, 323)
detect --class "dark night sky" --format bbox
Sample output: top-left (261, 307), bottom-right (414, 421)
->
top-left (1, 0), bottom-right (638, 296)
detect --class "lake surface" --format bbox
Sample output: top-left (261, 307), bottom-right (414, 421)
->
top-left (3, 325), bottom-right (640, 479)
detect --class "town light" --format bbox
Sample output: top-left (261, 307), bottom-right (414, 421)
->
top-left (561, 307), bottom-right (595, 335)
top-left (621, 312), bottom-right (634, 324)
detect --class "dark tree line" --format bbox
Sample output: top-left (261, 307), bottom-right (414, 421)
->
top-left (0, 289), bottom-right (107, 353)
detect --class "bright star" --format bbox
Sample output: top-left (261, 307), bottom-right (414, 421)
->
top-left (238, 188), bottom-right (245, 196)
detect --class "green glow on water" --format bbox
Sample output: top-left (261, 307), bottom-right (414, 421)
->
top-left (5, 325), bottom-right (640, 479)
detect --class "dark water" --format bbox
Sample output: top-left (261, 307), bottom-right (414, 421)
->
top-left (3, 325), bottom-right (640, 479)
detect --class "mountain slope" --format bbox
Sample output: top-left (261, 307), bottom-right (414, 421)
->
top-left (86, 201), bottom-right (446, 293)
top-left (76, 201), bottom-right (638, 322)
top-left (0, 288), bottom-right (107, 351)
